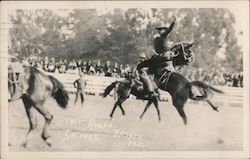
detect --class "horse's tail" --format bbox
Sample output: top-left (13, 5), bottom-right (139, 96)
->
top-left (48, 75), bottom-right (69, 109)
top-left (103, 81), bottom-right (120, 98)
top-left (190, 81), bottom-right (224, 93)
top-left (188, 81), bottom-right (224, 100)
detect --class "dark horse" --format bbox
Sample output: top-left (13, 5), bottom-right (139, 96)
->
top-left (103, 42), bottom-right (224, 124)
top-left (8, 65), bottom-right (69, 147)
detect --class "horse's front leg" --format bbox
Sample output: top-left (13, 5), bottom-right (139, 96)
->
top-left (140, 101), bottom-right (152, 120)
top-left (206, 100), bottom-right (219, 112)
top-left (21, 95), bottom-right (38, 147)
top-left (33, 102), bottom-right (53, 147)
top-left (152, 99), bottom-right (161, 122)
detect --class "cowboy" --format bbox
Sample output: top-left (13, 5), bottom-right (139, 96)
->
top-left (153, 19), bottom-right (177, 72)
top-left (95, 60), bottom-right (103, 75)
top-left (136, 53), bottom-right (158, 99)
top-left (73, 73), bottom-right (87, 107)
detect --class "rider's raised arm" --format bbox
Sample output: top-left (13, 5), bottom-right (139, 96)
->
top-left (162, 21), bottom-right (175, 38)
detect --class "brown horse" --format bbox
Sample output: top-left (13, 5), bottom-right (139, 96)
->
top-left (8, 65), bottom-right (69, 147)
top-left (103, 42), bottom-right (224, 124)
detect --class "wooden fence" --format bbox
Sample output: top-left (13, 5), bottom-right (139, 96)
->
top-left (47, 72), bottom-right (243, 107)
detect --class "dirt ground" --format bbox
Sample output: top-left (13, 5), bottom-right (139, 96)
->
top-left (8, 94), bottom-right (243, 151)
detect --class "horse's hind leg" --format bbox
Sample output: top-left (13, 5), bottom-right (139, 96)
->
top-left (33, 101), bottom-right (53, 147)
top-left (140, 101), bottom-right (152, 120)
top-left (176, 107), bottom-right (187, 125)
top-left (110, 97), bottom-right (126, 118)
top-left (206, 100), bottom-right (219, 112)
top-left (118, 103), bottom-right (126, 115)
top-left (173, 98), bottom-right (187, 125)
top-left (21, 95), bottom-right (38, 147)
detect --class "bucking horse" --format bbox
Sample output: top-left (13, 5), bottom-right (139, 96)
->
top-left (8, 65), bottom-right (69, 147)
top-left (103, 42), bottom-right (224, 125)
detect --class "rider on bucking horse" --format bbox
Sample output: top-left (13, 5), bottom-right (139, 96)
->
top-left (137, 19), bottom-right (177, 99)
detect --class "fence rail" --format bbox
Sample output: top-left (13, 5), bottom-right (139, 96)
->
top-left (47, 72), bottom-right (243, 107)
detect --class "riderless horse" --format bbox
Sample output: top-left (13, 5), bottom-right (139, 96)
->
top-left (8, 64), bottom-right (69, 147)
top-left (103, 42), bottom-right (223, 124)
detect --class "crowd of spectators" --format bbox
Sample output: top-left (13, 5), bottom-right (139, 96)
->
top-left (16, 56), bottom-right (243, 87)
top-left (184, 68), bottom-right (243, 87)
top-left (20, 56), bottom-right (135, 79)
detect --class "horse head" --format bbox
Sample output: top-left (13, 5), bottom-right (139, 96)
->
top-left (170, 41), bottom-right (194, 67)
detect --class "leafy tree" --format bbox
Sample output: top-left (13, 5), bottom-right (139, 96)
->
top-left (9, 8), bottom-right (242, 71)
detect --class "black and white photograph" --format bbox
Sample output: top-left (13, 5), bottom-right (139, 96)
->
top-left (1, 1), bottom-right (249, 158)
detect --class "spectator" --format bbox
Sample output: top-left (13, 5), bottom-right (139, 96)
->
top-left (223, 70), bottom-right (232, 86)
top-left (192, 68), bottom-right (206, 81)
top-left (124, 64), bottom-right (132, 78)
top-left (76, 59), bottom-right (82, 73)
top-left (118, 64), bottom-right (125, 77)
top-left (238, 72), bottom-right (243, 87)
top-left (68, 59), bottom-right (77, 70)
top-left (87, 60), bottom-right (95, 75)
top-left (81, 60), bottom-right (87, 74)
top-left (58, 59), bottom-right (66, 73)
top-left (112, 62), bottom-right (119, 77)
top-left (48, 57), bottom-right (56, 72)
top-left (95, 60), bottom-right (104, 75)
top-left (43, 56), bottom-right (49, 72)
top-left (104, 61), bottom-right (112, 77)
top-left (232, 73), bottom-right (239, 87)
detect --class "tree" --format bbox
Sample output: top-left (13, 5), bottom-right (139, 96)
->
top-left (9, 8), bottom-right (242, 72)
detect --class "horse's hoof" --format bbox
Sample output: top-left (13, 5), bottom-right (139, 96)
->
top-left (41, 134), bottom-right (52, 147)
top-left (42, 136), bottom-right (52, 147)
top-left (214, 107), bottom-right (219, 112)
top-left (22, 142), bottom-right (27, 148)
top-left (183, 118), bottom-right (187, 125)
top-left (45, 138), bottom-right (52, 147)
top-left (109, 116), bottom-right (113, 120)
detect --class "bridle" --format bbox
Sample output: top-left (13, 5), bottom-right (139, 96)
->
top-left (171, 43), bottom-right (190, 58)
top-left (180, 43), bottom-right (192, 60)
